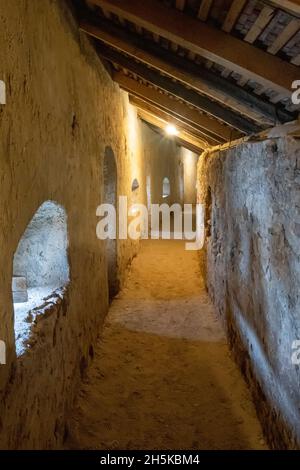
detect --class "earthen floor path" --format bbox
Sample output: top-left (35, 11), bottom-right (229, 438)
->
top-left (66, 240), bottom-right (268, 450)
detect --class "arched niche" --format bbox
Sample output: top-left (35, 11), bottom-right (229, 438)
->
top-left (162, 177), bottom-right (171, 199)
top-left (12, 201), bottom-right (69, 355)
top-left (131, 178), bottom-right (139, 192)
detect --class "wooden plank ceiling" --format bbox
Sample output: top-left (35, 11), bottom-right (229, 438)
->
top-left (73, 0), bottom-right (300, 152)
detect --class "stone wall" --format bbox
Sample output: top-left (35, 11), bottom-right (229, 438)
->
top-left (197, 129), bottom-right (300, 449)
top-left (0, 0), bottom-right (146, 449)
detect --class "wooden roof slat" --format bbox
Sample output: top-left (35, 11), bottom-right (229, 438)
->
top-left (254, 85), bottom-right (268, 96)
top-left (101, 7), bottom-right (111, 19)
top-left (291, 53), bottom-right (300, 65)
top-left (187, 51), bottom-right (196, 60)
top-left (270, 93), bottom-right (286, 104)
top-left (268, 19), bottom-right (300, 54)
top-left (244, 6), bottom-right (275, 44)
top-left (90, 0), bottom-right (299, 95)
top-left (175, 0), bottom-right (186, 11)
top-left (237, 76), bottom-right (248, 87)
top-left (222, 0), bottom-right (247, 33)
top-left (171, 42), bottom-right (179, 53)
top-left (197, 0), bottom-right (214, 21)
top-left (135, 24), bottom-right (143, 34)
top-left (221, 68), bottom-right (231, 78)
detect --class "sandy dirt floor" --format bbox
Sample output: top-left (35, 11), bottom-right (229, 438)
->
top-left (66, 240), bottom-right (268, 450)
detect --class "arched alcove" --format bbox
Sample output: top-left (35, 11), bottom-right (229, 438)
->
top-left (131, 178), bottom-right (139, 191)
top-left (103, 146), bottom-right (119, 301)
top-left (12, 201), bottom-right (69, 356)
top-left (162, 177), bottom-right (171, 199)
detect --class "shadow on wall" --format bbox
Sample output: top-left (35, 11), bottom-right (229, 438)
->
top-left (103, 146), bottom-right (119, 302)
top-left (12, 201), bottom-right (69, 356)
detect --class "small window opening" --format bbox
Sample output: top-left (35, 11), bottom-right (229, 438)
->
top-left (131, 178), bottom-right (139, 191)
top-left (162, 177), bottom-right (170, 199)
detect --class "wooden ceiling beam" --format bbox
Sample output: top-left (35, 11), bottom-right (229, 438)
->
top-left (139, 116), bottom-right (205, 154)
top-left (80, 19), bottom-right (295, 124)
top-left (90, 0), bottom-right (299, 95)
top-left (95, 42), bottom-right (259, 133)
top-left (137, 108), bottom-right (207, 152)
top-left (113, 71), bottom-right (240, 142)
top-left (129, 95), bottom-right (221, 146)
top-left (144, 120), bottom-right (204, 154)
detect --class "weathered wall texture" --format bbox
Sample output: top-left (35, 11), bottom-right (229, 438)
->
top-left (197, 131), bottom-right (300, 449)
top-left (0, 0), bottom-right (146, 449)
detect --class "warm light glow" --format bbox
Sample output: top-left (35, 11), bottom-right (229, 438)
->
top-left (165, 124), bottom-right (178, 136)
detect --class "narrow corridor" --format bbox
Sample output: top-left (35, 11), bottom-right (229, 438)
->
top-left (66, 241), bottom-right (267, 450)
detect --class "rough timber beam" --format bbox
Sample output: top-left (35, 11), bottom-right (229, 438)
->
top-left (129, 95), bottom-right (221, 146)
top-left (80, 19), bottom-right (294, 125)
top-left (113, 71), bottom-right (240, 142)
top-left (95, 42), bottom-right (259, 134)
top-left (90, 0), bottom-right (299, 95)
top-left (139, 114), bottom-right (204, 154)
top-left (137, 108), bottom-right (207, 152)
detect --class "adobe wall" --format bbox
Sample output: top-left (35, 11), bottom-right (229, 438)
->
top-left (0, 0), bottom-right (146, 449)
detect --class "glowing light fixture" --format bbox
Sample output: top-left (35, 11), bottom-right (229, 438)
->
top-left (165, 124), bottom-right (178, 136)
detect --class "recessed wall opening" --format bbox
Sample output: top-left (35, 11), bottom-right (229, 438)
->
top-left (12, 201), bottom-right (69, 356)
top-left (103, 146), bottom-right (119, 302)
top-left (162, 177), bottom-right (170, 199)
top-left (131, 178), bottom-right (139, 192)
